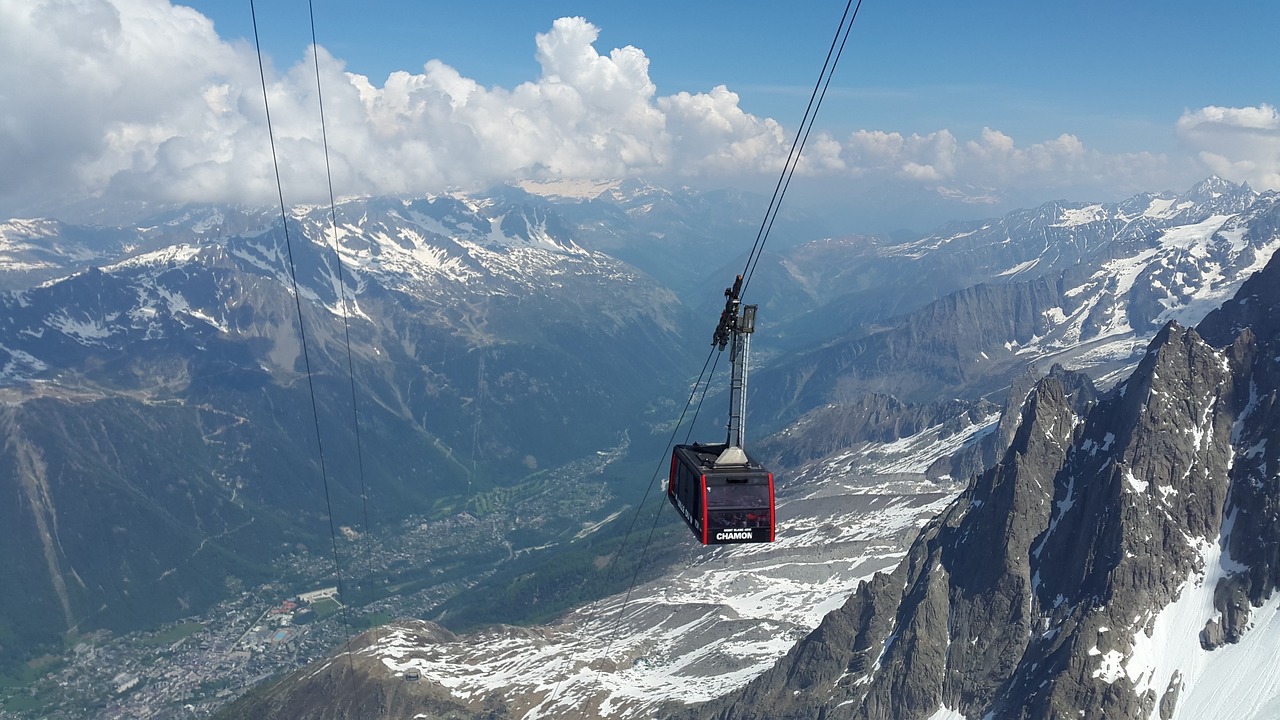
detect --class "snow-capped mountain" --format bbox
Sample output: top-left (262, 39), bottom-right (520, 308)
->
top-left (0, 189), bottom-right (696, 666)
top-left (0, 217), bottom-right (137, 290)
top-left (0, 193), bottom-right (680, 380)
top-left (0, 203), bottom-right (290, 291)
top-left (751, 178), bottom-right (1280, 474)
top-left (0, 194), bottom-right (691, 424)
top-left (0, 193), bottom-right (694, 522)
top-left (756, 177), bottom-right (1276, 347)
top-left (5, 178), bottom-right (1280, 719)
top-left (702, 250), bottom-right (1280, 720)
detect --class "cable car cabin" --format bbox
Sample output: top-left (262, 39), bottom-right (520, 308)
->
top-left (668, 443), bottom-right (774, 544)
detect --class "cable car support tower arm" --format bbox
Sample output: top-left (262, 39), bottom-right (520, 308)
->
top-left (712, 274), bottom-right (758, 466)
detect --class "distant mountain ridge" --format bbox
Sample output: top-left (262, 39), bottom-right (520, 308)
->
top-left (752, 177), bottom-right (1280, 476)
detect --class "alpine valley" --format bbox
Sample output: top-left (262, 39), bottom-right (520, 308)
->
top-left (2, 177), bottom-right (1279, 719)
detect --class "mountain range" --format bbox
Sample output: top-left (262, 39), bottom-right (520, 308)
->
top-left (0, 176), bottom-right (1274, 712)
top-left (698, 235), bottom-right (1280, 720)
top-left (0, 188), bottom-right (698, 664)
top-left (57, 177), bottom-right (1263, 719)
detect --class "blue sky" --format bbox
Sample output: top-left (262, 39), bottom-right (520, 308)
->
top-left (185, 0), bottom-right (1276, 153)
top-left (2, 1), bottom-right (1277, 229)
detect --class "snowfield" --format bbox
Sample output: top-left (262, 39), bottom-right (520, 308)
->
top-left (359, 452), bottom-right (961, 718)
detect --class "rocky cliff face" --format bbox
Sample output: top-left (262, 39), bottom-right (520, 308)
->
top-left (702, 250), bottom-right (1280, 719)
top-left (205, 180), bottom-right (1280, 720)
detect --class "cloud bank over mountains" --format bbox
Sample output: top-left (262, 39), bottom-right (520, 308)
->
top-left (1177, 104), bottom-right (1280, 192)
top-left (2, 0), bottom-right (1277, 220)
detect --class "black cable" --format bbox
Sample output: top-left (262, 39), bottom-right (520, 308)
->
top-left (249, 0), bottom-right (355, 671)
top-left (238, 0), bottom-right (862, 703)
top-left (740, 0), bottom-right (864, 298)
top-left (307, 0), bottom-right (380, 652)
top-left (599, 0), bottom-right (867, 666)
top-left (738, 0), bottom-right (854, 284)
top-left (543, 345), bottom-right (718, 706)
top-left (606, 349), bottom-right (720, 633)
top-left (683, 350), bottom-right (723, 445)
top-left (603, 347), bottom-right (723, 651)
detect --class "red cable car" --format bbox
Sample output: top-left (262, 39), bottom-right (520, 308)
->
top-left (668, 442), bottom-right (774, 544)
top-left (668, 275), bottom-right (776, 544)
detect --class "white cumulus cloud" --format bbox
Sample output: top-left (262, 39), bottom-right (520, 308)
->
top-left (838, 127), bottom-right (1176, 205)
top-left (0, 0), bottom-right (251, 210)
top-left (1177, 104), bottom-right (1280, 192)
top-left (0, 3), bottom-right (806, 214)
top-left (0, 1), bottom-right (1266, 221)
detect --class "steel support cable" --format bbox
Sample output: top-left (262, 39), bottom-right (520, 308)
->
top-left (597, 0), bottom-right (867, 670)
top-left (543, 344), bottom-right (719, 707)
top-left (306, 0), bottom-right (380, 653)
top-left (682, 349), bottom-right (724, 447)
top-left (738, 0), bottom-right (854, 284)
top-left (740, 0), bottom-right (864, 298)
top-left (249, 0), bottom-right (355, 671)
top-left (603, 346), bottom-right (724, 648)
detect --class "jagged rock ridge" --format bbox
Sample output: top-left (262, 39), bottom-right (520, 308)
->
top-left (751, 180), bottom-right (1280, 471)
top-left (703, 252), bottom-right (1280, 719)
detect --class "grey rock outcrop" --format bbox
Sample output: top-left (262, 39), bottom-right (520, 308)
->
top-left (932, 362), bottom-right (1097, 482)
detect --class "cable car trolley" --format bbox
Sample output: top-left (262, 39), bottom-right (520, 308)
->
top-left (668, 275), bottom-right (776, 544)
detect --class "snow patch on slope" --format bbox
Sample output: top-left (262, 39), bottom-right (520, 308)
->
top-left (1169, 595), bottom-right (1280, 720)
top-left (1118, 524), bottom-right (1277, 720)
top-left (1053, 204), bottom-right (1105, 227)
top-left (366, 465), bottom-right (959, 718)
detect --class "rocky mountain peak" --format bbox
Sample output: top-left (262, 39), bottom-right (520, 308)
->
top-left (1187, 175), bottom-right (1250, 203)
top-left (705, 253), bottom-right (1280, 719)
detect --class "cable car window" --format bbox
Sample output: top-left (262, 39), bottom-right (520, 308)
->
top-left (705, 484), bottom-right (770, 509)
top-left (708, 508), bottom-right (771, 529)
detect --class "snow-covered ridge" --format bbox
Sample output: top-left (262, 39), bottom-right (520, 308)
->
top-left (0, 217), bottom-right (61, 240)
top-left (0, 218), bottom-right (105, 276)
top-left (0, 191), bottom-right (661, 384)
top-left (1052, 203), bottom-right (1106, 227)
top-left (356, 476), bottom-right (956, 719)
top-left (887, 178), bottom-right (1265, 276)
top-left (1013, 201), bottom-right (1279, 372)
top-left (107, 243), bottom-right (204, 269)
top-left (337, 403), bottom-right (978, 718)
top-left (955, 185), bottom-right (1280, 383)
top-left (517, 178), bottom-right (621, 200)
